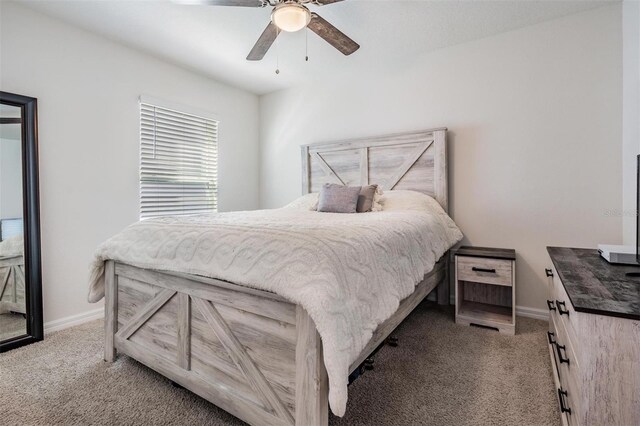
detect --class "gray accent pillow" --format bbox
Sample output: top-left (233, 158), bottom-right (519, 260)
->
top-left (317, 183), bottom-right (361, 213)
top-left (357, 184), bottom-right (378, 213)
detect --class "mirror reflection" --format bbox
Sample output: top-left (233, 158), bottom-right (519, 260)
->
top-left (0, 103), bottom-right (26, 341)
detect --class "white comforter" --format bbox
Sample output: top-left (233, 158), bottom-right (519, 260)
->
top-left (88, 192), bottom-right (462, 416)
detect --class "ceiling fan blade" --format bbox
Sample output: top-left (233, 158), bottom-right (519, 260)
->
top-left (314, 0), bottom-right (346, 5)
top-left (247, 22), bottom-right (279, 61)
top-left (173, 0), bottom-right (265, 6)
top-left (307, 13), bottom-right (359, 56)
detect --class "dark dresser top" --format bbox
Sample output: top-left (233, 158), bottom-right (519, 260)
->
top-left (456, 246), bottom-right (516, 260)
top-left (547, 247), bottom-right (640, 320)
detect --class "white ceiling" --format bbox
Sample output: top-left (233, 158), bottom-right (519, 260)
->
top-left (19, 0), bottom-right (615, 95)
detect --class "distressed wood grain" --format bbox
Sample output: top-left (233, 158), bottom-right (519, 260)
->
top-left (295, 306), bottom-right (328, 426)
top-left (301, 128), bottom-right (448, 212)
top-left (115, 263), bottom-right (295, 325)
top-left (104, 260), bottom-right (117, 362)
top-left (177, 292), bottom-right (191, 370)
top-left (116, 288), bottom-right (176, 340)
top-left (193, 297), bottom-right (294, 424)
top-left (0, 256), bottom-right (26, 314)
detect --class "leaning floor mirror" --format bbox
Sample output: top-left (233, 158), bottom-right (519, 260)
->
top-left (0, 91), bottom-right (42, 352)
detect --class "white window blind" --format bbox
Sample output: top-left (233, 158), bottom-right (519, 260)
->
top-left (140, 102), bottom-right (218, 219)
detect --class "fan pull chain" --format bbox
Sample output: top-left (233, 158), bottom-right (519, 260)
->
top-left (275, 28), bottom-right (280, 75)
top-left (305, 29), bottom-right (309, 62)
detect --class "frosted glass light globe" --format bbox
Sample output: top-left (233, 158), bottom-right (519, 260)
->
top-left (271, 3), bottom-right (311, 33)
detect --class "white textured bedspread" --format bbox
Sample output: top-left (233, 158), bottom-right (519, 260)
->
top-left (88, 199), bottom-right (462, 416)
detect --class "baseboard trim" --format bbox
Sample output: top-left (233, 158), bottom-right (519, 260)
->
top-left (515, 305), bottom-right (549, 321)
top-left (44, 307), bottom-right (104, 334)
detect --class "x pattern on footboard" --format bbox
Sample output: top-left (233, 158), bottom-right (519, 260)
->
top-left (0, 256), bottom-right (26, 314)
top-left (108, 262), bottom-right (301, 426)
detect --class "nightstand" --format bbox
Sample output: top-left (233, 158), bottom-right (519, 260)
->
top-left (454, 246), bottom-right (516, 335)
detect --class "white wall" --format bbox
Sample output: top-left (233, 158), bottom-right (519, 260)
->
top-left (259, 6), bottom-right (623, 311)
top-left (0, 2), bottom-right (260, 323)
top-left (622, 0), bottom-right (640, 244)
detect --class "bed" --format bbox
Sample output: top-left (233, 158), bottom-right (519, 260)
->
top-left (93, 128), bottom-right (459, 426)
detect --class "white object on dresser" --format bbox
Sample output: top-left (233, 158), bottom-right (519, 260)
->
top-left (454, 246), bottom-right (516, 335)
top-left (546, 247), bottom-right (640, 426)
top-left (596, 244), bottom-right (638, 264)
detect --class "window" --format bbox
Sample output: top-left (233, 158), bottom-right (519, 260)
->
top-left (140, 101), bottom-right (218, 219)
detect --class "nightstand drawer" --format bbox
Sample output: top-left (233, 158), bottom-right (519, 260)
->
top-left (457, 256), bottom-right (513, 286)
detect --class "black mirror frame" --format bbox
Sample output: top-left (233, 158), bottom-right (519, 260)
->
top-left (0, 91), bottom-right (43, 352)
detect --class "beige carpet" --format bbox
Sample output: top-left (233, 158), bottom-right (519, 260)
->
top-left (0, 302), bottom-right (559, 426)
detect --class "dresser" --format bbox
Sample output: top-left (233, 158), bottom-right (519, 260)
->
top-left (546, 247), bottom-right (640, 426)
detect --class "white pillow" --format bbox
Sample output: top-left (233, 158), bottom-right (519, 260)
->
top-left (371, 186), bottom-right (384, 212)
top-left (380, 190), bottom-right (447, 215)
top-left (282, 193), bottom-right (319, 211)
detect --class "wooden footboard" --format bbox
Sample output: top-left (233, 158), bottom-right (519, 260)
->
top-left (0, 255), bottom-right (26, 314)
top-left (104, 256), bottom-right (447, 426)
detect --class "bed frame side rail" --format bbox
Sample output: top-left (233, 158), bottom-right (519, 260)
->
top-left (349, 255), bottom-right (448, 374)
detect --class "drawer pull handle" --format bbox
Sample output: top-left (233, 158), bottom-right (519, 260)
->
top-left (545, 268), bottom-right (554, 277)
top-left (547, 331), bottom-right (556, 345)
top-left (547, 300), bottom-right (556, 311)
top-left (557, 388), bottom-right (572, 414)
top-left (556, 300), bottom-right (570, 316)
top-left (556, 343), bottom-right (570, 365)
top-left (471, 267), bottom-right (496, 273)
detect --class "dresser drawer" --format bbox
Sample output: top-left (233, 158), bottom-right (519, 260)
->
top-left (549, 314), bottom-right (581, 380)
top-left (552, 273), bottom-right (581, 351)
top-left (457, 256), bottom-right (513, 286)
top-left (559, 360), bottom-right (581, 425)
top-left (558, 355), bottom-right (581, 426)
top-left (554, 317), bottom-right (582, 421)
top-left (553, 311), bottom-right (581, 371)
top-left (548, 315), bottom-right (561, 379)
top-left (548, 318), bottom-right (570, 426)
top-left (550, 316), bottom-right (581, 426)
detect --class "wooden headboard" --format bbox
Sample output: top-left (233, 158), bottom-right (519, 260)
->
top-left (301, 128), bottom-right (448, 212)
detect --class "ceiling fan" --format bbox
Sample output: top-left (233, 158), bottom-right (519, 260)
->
top-left (184, 0), bottom-right (360, 61)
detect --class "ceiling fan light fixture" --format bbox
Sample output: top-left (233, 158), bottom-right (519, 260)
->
top-left (271, 3), bottom-right (311, 32)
